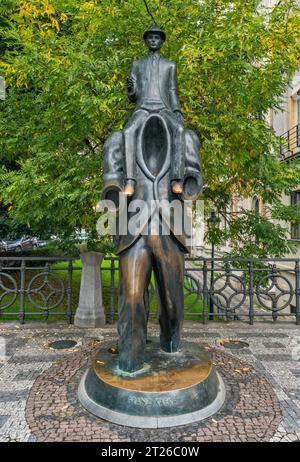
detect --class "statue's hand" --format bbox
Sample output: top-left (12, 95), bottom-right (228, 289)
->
top-left (126, 76), bottom-right (136, 94)
top-left (174, 110), bottom-right (184, 125)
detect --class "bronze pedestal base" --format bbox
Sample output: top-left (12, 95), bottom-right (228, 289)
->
top-left (78, 339), bottom-right (226, 428)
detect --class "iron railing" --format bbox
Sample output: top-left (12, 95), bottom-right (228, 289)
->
top-left (0, 255), bottom-right (300, 325)
top-left (0, 256), bottom-right (77, 324)
top-left (280, 124), bottom-right (300, 160)
top-left (0, 255), bottom-right (121, 324)
top-left (184, 257), bottom-right (300, 325)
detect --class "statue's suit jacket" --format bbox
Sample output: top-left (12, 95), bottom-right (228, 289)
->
top-left (128, 55), bottom-right (181, 113)
top-left (102, 129), bottom-right (203, 255)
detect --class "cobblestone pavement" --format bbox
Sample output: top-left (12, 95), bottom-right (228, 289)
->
top-left (0, 321), bottom-right (299, 442)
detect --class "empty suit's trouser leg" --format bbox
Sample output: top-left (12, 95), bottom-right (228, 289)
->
top-left (118, 237), bottom-right (152, 372)
top-left (161, 111), bottom-right (185, 183)
top-left (118, 235), bottom-right (185, 371)
top-left (124, 109), bottom-right (148, 185)
top-left (150, 235), bottom-right (185, 353)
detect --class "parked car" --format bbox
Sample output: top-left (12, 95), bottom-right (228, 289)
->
top-left (0, 240), bottom-right (8, 252)
top-left (36, 239), bottom-right (47, 248)
top-left (2, 236), bottom-right (39, 252)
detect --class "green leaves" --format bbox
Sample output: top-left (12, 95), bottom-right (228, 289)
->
top-left (1, 0), bottom-right (300, 256)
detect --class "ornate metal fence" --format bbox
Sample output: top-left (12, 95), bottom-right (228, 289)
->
top-left (0, 255), bottom-right (300, 324)
top-left (183, 257), bottom-right (300, 325)
top-left (104, 256), bottom-right (300, 325)
top-left (0, 256), bottom-right (77, 324)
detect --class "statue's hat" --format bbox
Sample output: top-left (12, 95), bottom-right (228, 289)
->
top-left (143, 24), bottom-right (166, 42)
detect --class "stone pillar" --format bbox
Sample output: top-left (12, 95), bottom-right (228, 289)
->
top-left (74, 251), bottom-right (106, 327)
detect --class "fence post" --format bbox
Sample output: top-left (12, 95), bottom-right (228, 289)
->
top-left (110, 258), bottom-right (116, 323)
top-left (43, 262), bottom-right (50, 321)
top-left (295, 260), bottom-right (300, 325)
top-left (248, 261), bottom-right (254, 325)
top-left (271, 265), bottom-right (278, 322)
top-left (19, 259), bottom-right (26, 325)
top-left (203, 260), bottom-right (209, 324)
top-left (225, 263), bottom-right (232, 321)
top-left (67, 260), bottom-right (73, 324)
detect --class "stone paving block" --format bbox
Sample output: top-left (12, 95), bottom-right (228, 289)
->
top-left (0, 415), bottom-right (9, 428)
top-left (290, 369), bottom-right (300, 378)
top-left (235, 332), bottom-right (289, 339)
top-left (9, 355), bottom-right (62, 364)
top-left (226, 349), bottom-right (252, 355)
top-left (263, 342), bottom-right (285, 349)
top-left (27, 434), bottom-right (37, 442)
top-left (184, 332), bottom-right (220, 338)
top-left (13, 370), bottom-right (42, 382)
top-left (256, 354), bottom-right (293, 361)
top-left (0, 389), bottom-right (29, 402)
top-left (283, 389), bottom-right (300, 401)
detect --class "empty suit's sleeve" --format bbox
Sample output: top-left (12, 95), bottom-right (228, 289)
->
top-left (102, 131), bottom-right (124, 208)
top-left (182, 130), bottom-right (203, 201)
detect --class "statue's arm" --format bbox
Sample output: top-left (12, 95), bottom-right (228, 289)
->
top-left (126, 61), bottom-right (138, 103)
top-left (169, 62), bottom-right (182, 115)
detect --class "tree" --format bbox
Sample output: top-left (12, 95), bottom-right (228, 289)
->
top-left (1, 0), bottom-right (300, 256)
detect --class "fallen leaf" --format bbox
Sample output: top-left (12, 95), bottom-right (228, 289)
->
top-left (234, 369), bottom-right (243, 375)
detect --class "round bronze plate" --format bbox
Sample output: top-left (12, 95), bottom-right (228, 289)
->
top-left (93, 339), bottom-right (213, 393)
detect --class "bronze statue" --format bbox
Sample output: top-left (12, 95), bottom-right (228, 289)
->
top-left (124, 24), bottom-right (184, 197)
top-left (102, 24), bottom-right (203, 373)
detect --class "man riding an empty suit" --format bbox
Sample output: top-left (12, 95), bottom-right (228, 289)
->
top-left (123, 24), bottom-right (185, 197)
top-left (101, 24), bottom-right (203, 373)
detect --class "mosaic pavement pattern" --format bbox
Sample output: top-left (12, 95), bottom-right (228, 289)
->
top-left (0, 321), bottom-right (299, 442)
